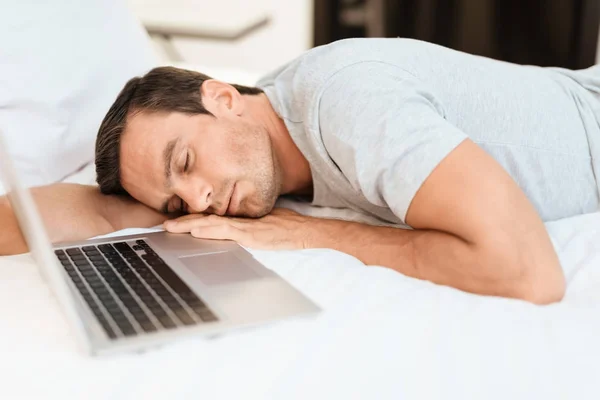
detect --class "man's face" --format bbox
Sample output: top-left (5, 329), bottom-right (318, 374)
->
top-left (119, 105), bottom-right (280, 218)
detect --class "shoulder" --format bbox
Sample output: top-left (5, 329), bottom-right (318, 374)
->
top-left (317, 61), bottom-right (446, 142)
top-left (256, 38), bottom-right (433, 122)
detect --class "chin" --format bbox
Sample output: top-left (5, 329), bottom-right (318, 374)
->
top-left (240, 196), bottom-right (276, 218)
top-left (240, 205), bottom-right (272, 218)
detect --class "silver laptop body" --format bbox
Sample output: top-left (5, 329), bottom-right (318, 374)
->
top-left (0, 131), bottom-right (319, 356)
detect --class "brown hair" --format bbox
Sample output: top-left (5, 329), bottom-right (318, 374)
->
top-left (95, 66), bottom-right (263, 195)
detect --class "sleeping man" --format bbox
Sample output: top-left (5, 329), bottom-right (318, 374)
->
top-left (3, 38), bottom-right (600, 304)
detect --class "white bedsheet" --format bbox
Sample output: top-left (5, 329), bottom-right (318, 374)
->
top-left (1, 163), bottom-right (600, 399)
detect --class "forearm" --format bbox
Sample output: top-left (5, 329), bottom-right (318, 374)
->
top-left (0, 184), bottom-right (115, 255)
top-left (0, 184), bottom-right (166, 256)
top-left (316, 219), bottom-right (564, 303)
top-left (0, 195), bottom-right (27, 255)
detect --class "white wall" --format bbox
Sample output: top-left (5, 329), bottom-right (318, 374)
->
top-left (144, 0), bottom-right (313, 76)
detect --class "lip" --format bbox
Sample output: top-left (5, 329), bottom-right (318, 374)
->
top-left (225, 183), bottom-right (237, 215)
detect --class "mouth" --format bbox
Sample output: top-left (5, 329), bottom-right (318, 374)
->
top-left (224, 183), bottom-right (237, 216)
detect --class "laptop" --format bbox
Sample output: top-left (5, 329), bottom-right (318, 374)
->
top-left (0, 131), bottom-right (319, 356)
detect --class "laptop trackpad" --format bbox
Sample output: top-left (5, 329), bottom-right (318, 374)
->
top-left (179, 251), bottom-right (259, 286)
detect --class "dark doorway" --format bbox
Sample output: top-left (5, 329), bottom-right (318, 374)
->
top-left (314, 0), bottom-right (600, 69)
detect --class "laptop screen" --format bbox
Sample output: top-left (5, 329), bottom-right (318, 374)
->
top-left (0, 129), bottom-right (90, 351)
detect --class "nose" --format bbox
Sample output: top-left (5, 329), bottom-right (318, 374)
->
top-left (174, 178), bottom-right (213, 213)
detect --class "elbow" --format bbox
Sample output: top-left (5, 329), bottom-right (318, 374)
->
top-left (502, 256), bottom-right (566, 305)
top-left (513, 274), bottom-right (566, 305)
top-left (479, 240), bottom-right (566, 305)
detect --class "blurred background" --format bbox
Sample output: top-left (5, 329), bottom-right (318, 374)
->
top-left (129, 0), bottom-right (600, 77)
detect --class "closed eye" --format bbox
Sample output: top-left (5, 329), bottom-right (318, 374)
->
top-left (183, 152), bottom-right (190, 173)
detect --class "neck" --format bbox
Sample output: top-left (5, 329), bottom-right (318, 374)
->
top-left (247, 94), bottom-right (313, 196)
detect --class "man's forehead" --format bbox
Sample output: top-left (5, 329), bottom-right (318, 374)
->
top-left (126, 110), bottom-right (173, 135)
top-left (121, 112), bottom-right (180, 156)
top-left (119, 112), bottom-right (176, 209)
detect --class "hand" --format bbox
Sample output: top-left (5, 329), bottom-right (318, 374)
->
top-left (163, 208), bottom-right (324, 250)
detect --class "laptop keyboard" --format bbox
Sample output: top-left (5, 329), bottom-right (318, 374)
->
top-left (54, 239), bottom-right (218, 340)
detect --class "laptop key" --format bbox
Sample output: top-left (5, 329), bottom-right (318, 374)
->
top-left (65, 267), bottom-right (76, 275)
top-left (118, 324), bottom-right (137, 337)
top-left (172, 309), bottom-right (195, 326)
top-left (104, 276), bottom-right (120, 285)
top-left (139, 320), bottom-right (158, 333)
top-left (155, 314), bottom-right (177, 329)
top-left (163, 297), bottom-right (183, 309)
top-left (98, 244), bottom-right (118, 255)
top-left (66, 248), bottom-right (83, 256)
top-left (80, 270), bottom-right (98, 278)
top-left (76, 267), bottom-right (93, 275)
top-left (113, 242), bottom-right (132, 252)
top-left (146, 302), bottom-right (167, 317)
top-left (90, 281), bottom-right (107, 290)
top-left (97, 317), bottom-right (117, 339)
top-left (104, 303), bottom-right (121, 313)
top-left (96, 291), bottom-right (114, 301)
top-left (198, 310), bottom-right (218, 322)
top-left (87, 306), bottom-right (117, 339)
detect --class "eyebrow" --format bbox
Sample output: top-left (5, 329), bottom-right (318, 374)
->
top-left (161, 137), bottom-right (180, 214)
top-left (163, 137), bottom-right (179, 187)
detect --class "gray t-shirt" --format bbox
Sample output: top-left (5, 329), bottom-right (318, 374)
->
top-left (256, 38), bottom-right (600, 225)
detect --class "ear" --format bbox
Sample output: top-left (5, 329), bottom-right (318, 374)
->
top-left (200, 79), bottom-right (244, 116)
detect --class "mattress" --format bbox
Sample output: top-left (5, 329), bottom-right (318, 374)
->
top-left (1, 162), bottom-right (600, 400)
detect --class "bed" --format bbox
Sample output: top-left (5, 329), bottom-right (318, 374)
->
top-left (3, 3), bottom-right (600, 397)
top-left (1, 162), bottom-right (600, 400)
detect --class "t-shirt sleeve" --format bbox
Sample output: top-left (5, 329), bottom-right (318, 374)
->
top-left (318, 61), bottom-right (468, 223)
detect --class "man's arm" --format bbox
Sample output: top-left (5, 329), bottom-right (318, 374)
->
top-left (313, 140), bottom-right (565, 304)
top-left (0, 184), bottom-right (166, 255)
top-left (164, 140), bottom-right (565, 304)
top-left (312, 63), bottom-right (564, 304)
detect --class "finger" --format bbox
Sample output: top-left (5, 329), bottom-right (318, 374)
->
top-left (164, 214), bottom-right (220, 232)
top-left (163, 215), bottom-right (207, 231)
top-left (190, 224), bottom-right (244, 242)
top-left (167, 212), bottom-right (249, 225)
top-left (167, 213), bottom-right (210, 223)
top-left (165, 215), bottom-right (245, 233)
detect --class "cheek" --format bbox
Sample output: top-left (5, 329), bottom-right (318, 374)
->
top-left (194, 135), bottom-right (241, 182)
top-left (216, 134), bottom-right (251, 168)
top-left (196, 123), bottom-right (267, 178)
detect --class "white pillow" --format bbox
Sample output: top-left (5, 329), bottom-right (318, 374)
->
top-left (0, 0), bottom-right (157, 194)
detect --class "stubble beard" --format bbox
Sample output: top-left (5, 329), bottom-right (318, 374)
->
top-left (235, 127), bottom-right (281, 218)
